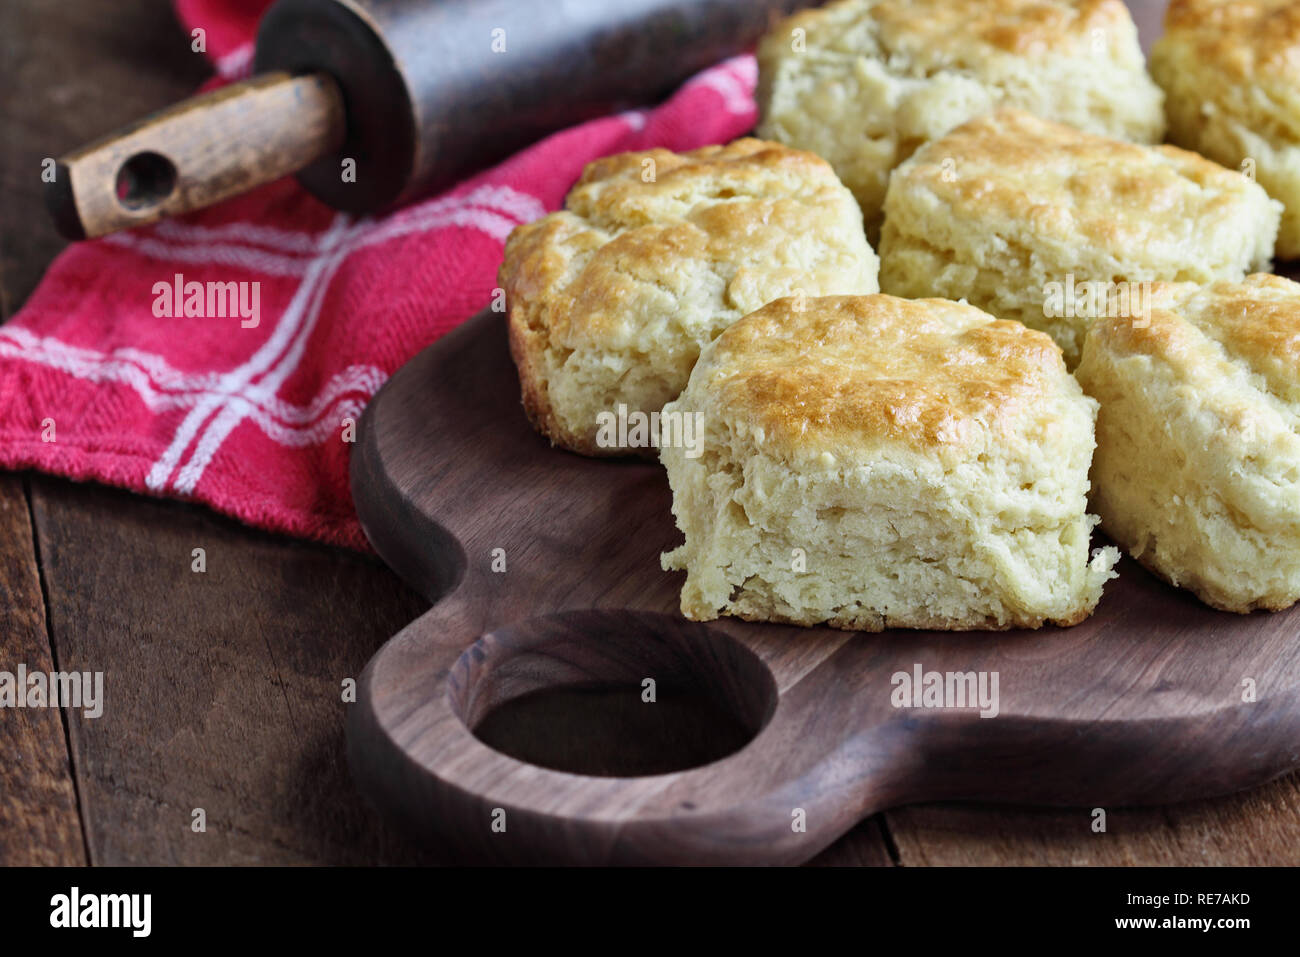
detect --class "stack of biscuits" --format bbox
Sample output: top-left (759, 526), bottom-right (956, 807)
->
top-left (498, 0), bottom-right (1300, 630)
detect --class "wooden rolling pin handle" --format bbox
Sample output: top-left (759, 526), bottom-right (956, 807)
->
top-left (45, 72), bottom-right (346, 240)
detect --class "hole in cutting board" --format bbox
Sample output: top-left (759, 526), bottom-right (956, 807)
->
top-left (472, 684), bottom-right (756, 777)
top-left (449, 611), bottom-right (778, 778)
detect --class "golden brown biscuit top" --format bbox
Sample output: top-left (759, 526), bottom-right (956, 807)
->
top-left (1088, 274), bottom-right (1300, 405)
top-left (500, 138), bottom-right (873, 351)
top-left (693, 295), bottom-right (1069, 463)
top-left (891, 109), bottom-right (1259, 255)
top-left (765, 0), bottom-right (1131, 65)
top-left (1162, 0), bottom-right (1300, 84)
top-left (567, 138), bottom-right (837, 229)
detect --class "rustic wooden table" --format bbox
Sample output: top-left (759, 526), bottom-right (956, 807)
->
top-left (1, 0), bottom-right (1296, 866)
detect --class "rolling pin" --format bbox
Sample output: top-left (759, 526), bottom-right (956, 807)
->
top-left (46, 0), bottom-right (817, 240)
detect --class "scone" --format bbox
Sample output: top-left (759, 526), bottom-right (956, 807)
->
top-left (879, 109), bottom-right (1280, 366)
top-left (500, 139), bottom-right (878, 456)
top-left (1076, 275), bottom-right (1300, 613)
top-left (1151, 0), bottom-right (1300, 259)
top-left (756, 0), bottom-right (1164, 236)
top-left (660, 294), bottom-right (1119, 631)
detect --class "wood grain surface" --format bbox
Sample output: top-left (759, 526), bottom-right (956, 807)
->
top-left (2, 0), bottom-right (1298, 866)
top-left (0, 476), bottom-right (84, 865)
top-left (28, 479), bottom-right (438, 864)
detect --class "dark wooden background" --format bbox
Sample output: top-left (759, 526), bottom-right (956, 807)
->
top-left (1, 0), bottom-right (1297, 865)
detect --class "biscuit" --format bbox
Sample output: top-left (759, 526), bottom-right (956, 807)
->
top-left (757, 0), bottom-right (1164, 237)
top-left (499, 139), bottom-right (879, 456)
top-left (1151, 0), bottom-right (1300, 259)
top-left (660, 294), bottom-right (1118, 631)
top-left (879, 109), bottom-right (1281, 366)
top-left (1075, 275), bottom-right (1300, 613)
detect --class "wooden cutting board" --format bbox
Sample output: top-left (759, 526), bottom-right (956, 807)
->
top-left (346, 308), bottom-right (1300, 865)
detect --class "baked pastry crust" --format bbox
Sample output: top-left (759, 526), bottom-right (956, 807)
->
top-left (661, 294), bottom-right (1118, 631)
top-left (694, 293), bottom-right (1064, 464)
top-left (1151, 0), bottom-right (1300, 258)
top-left (1076, 274), bottom-right (1300, 613)
top-left (500, 139), bottom-right (879, 456)
top-left (880, 109), bottom-right (1280, 365)
top-left (757, 0), bottom-right (1164, 236)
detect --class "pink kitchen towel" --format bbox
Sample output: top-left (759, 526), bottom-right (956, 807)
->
top-left (0, 0), bottom-right (761, 550)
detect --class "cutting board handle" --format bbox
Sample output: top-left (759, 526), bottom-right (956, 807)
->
top-left (45, 72), bottom-right (344, 239)
top-left (347, 599), bottom-right (915, 865)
